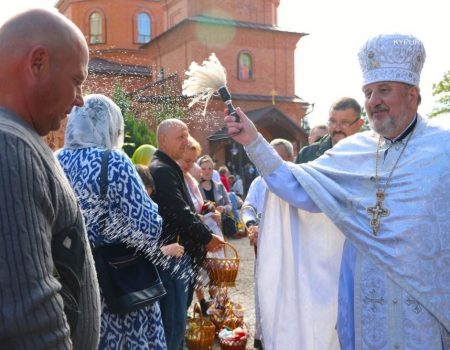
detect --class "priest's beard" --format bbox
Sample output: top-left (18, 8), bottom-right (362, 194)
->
top-left (368, 115), bottom-right (395, 136)
top-left (368, 110), bottom-right (411, 138)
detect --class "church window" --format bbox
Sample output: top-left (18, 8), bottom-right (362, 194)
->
top-left (238, 52), bottom-right (253, 80)
top-left (137, 12), bottom-right (151, 44)
top-left (89, 12), bottom-right (104, 44)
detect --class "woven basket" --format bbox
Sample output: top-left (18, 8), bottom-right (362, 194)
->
top-left (205, 242), bottom-right (239, 287)
top-left (210, 304), bottom-right (244, 336)
top-left (185, 303), bottom-right (216, 350)
top-left (219, 337), bottom-right (248, 350)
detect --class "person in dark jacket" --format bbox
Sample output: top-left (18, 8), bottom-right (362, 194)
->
top-left (296, 97), bottom-right (363, 164)
top-left (149, 118), bottom-right (224, 350)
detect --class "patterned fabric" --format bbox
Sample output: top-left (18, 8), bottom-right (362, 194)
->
top-left (64, 94), bottom-right (124, 150)
top-left (358, 33), bottom-right (426, 87)
top-left (58, 147), bottom-right (166, 350)
top-left (58, 95), bottom-right (166, 349)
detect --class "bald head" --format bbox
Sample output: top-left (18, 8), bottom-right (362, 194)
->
top-left (157, 119), bottom-right (188, 140)
top-left (0, 8), bottom-right (89, 136)
top-left (0, 8), bottom-right (86, 65)
top-left (157, 118), bottom-right (189, 160)
top-left (270, 138), bottom-right (294, 162)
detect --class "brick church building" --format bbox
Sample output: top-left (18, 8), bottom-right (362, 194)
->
top-left (51, 0), bottom-right (310, 178)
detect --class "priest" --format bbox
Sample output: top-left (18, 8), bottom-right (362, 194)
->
top-left (225, 33), bottom-right (450, 349)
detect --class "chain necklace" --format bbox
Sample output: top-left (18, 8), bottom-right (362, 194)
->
top-left (366, 130), bottom-right (414, 235)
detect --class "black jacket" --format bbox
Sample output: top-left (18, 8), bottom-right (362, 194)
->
top-left (295, 134), bottom-right (333, 164)
top-left (149, 150), bottom-right (212, 266)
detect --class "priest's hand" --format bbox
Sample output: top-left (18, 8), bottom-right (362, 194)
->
top-left (248, 225), bottom-right (259, 247)
top-left (206, 234), bottom-right (225, 252)
top-left (224, 107), bottom-right (258, 146)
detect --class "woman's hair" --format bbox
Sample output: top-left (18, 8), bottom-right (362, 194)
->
top-left (187, 136), bottom-right (202, 157)
top-left (218, 166), bottom-right (229, 175)
top-left (135, 164), bottom-right (154, 189)
top-left (198, 154), bottom-right (214, 166)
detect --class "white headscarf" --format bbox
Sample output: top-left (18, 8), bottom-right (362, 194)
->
top-left (64, 94), bottom-right (125, 149)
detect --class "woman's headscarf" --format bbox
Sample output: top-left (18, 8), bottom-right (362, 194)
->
top-left (131, 144), bottom-right (156, 165)
top-left (64, 94), bottom-right (125, 150)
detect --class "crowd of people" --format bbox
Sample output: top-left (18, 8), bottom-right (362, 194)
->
top-left (1, 6), bottom-right (449, 350)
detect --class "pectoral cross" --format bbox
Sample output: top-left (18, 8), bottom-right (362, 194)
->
top-left (366, 191), bottom-right (390, 235)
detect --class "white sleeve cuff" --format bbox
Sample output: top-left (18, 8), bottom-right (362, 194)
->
top-left (244, 134), bottom-right (283, 177)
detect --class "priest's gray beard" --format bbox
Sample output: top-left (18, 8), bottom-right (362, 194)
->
top-left (368, 111), bottom-right (411, 137)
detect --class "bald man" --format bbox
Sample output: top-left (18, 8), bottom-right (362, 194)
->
top-left (0, 9), bottom-right (100, 349)
top-left (150, 119), bottom-right (224, 350)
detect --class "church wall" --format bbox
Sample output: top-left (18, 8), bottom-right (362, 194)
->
top-left (181, 0), bottom-right (278, 25)
top-left (54, 0), bottom-right (308, 169)
top-left (144, 22), bottom-right (301, 98)
top-left (59, 0), bottom-right (165, 65)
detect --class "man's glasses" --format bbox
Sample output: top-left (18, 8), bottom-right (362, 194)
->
top-left (327, 117), bottom-right (360, 129)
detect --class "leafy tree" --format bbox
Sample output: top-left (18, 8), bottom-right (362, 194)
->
top-left (360, 107), bottom-right (370, 131)
top-left (112, 82), bottom-right (156, 157)
top-left (430, 70), bottom-right (450, 118)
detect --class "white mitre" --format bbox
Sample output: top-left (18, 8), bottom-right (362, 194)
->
top-left (358, 33), bottom-right (426, 87)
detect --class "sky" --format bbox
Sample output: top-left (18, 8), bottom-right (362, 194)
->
top-left (2, 0), bottom-right (449, 125)
top-left (278, 0), bottom-right (450, 125)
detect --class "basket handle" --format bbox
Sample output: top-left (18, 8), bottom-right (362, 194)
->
top-left (224, 241), bottom-right (239, 259)
top-left (193, 302), bottom-right (205, 324)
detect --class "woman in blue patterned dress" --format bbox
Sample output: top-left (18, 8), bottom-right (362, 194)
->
top-left (57, 94), bottom-right (167, 350)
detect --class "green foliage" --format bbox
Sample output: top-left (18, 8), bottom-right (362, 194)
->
top-left (430, 70), bottom-right (450, 118)
top-left (360, 107), bottom-right (370, 131)
top-left (112, 82), bottom-right (157, 157)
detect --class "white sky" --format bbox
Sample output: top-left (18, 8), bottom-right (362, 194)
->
top-left (278, 0), bottom-right (450, 124)
top-left (2, 0), bottom-right (449, 125)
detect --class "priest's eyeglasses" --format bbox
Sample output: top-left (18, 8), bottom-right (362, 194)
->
top-left (327, 117), bottom-right (360, 129)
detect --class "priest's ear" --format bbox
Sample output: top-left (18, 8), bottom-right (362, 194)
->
top-left (406, 85), bottom-right (421, 107)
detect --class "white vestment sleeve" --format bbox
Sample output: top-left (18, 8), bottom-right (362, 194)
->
top-left (245, 134), bottom-right (320, 213)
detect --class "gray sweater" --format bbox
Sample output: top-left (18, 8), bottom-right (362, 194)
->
top-left (0, 108), bottom-right (100, 349)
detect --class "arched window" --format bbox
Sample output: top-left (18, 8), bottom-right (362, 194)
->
top-left (238, 52), bottom-right (253, 80)
top-left (137, 12), bottom-right (151, 44)
top-left (89, 12), bottom-right (103, 44)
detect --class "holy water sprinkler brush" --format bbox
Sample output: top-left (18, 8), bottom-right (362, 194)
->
top-left (182, 53), bottom-right (239, 141)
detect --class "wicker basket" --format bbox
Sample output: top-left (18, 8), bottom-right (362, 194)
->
top-left (219, 337), bottom-right (248, 350)
top-left (210, 303), bottom-right (244, 336)
top-left (218, 323), bottom-right (248, 350)
top-left (185, 303), bottom-right (216, 350)
top-left (205, 242), bottom-right (239, 287)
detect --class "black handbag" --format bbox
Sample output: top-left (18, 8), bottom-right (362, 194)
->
top-left (222, 213), bottom-right (238, 237)
top-left (92, 150), bottom-right (166, 315)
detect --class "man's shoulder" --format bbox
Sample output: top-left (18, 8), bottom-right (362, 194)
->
top-left (0, 109), bottom-right (41, 150)
top-left (150, 151), bottom-right (175, 173)
top-left (296, 135), bottom-right (332, 163)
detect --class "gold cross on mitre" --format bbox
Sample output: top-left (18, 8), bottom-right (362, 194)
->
top-left (270, 89), bottom-right (277, 105)
top-left (366, 191), bottom-right (390, 235)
